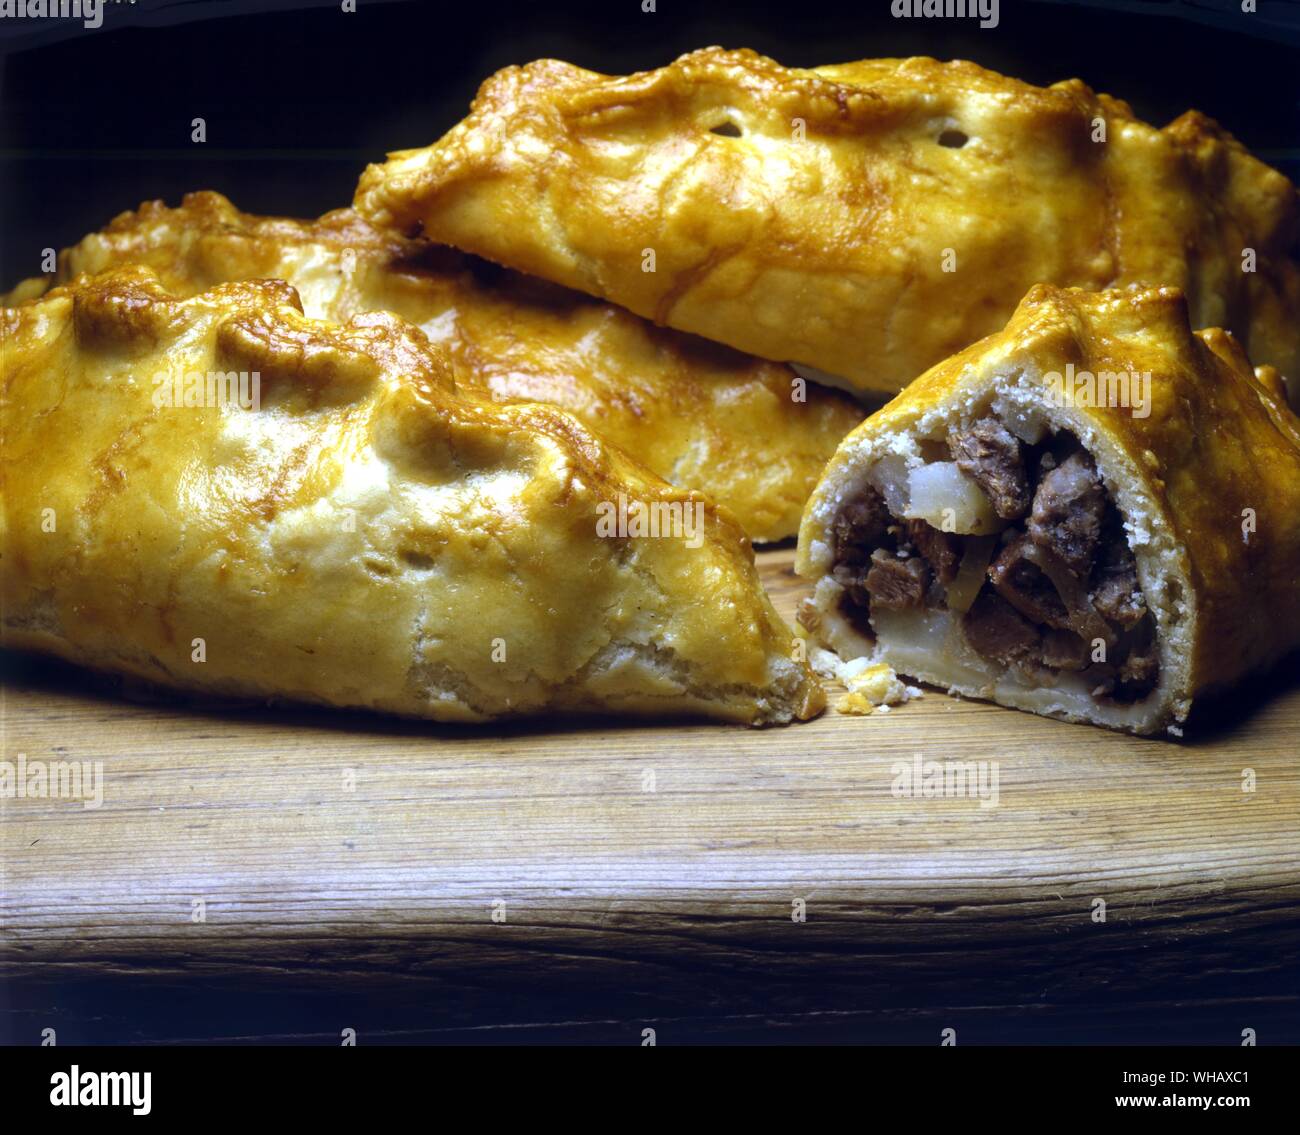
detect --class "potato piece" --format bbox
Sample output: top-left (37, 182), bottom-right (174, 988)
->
top-left (903, 462), bottom-right (1005, 535)
top-left (868, 454), bottom-right (911, 517)
top-left (870, 606), bottom-right (998, 689)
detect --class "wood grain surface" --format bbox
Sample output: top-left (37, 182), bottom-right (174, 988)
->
top-left (2, 547), bottom-right (1298, 1045)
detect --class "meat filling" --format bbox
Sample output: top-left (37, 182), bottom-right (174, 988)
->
top-left (948, 418), bottom-right (1032, 520)
top-left (988, 532), bottom-right (1071, 629)
top-left (1028, 449), bottom-right (1106, 576)
top-left (865, 549), bottom-right (930, 609)
top-left (831, 489), bottom-right (889, 570)
top-left (831, 419), bottom-right (1159, 703)
top-left (907, 518), bottom-right (961, 584)
top-left (1089, 517), bottom-right (1148, 629)
top-left (963, 591), bottom-right (1040, 667)
top-left (1042, 628), bottom-right (1090, 672)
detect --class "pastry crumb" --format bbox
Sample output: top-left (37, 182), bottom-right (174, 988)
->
top-left (836, 691), bottom-right (875, 715)
top-left (809, 646), bottom-right (842, 679)
top-left (835, 662), bottom-right (919, 715)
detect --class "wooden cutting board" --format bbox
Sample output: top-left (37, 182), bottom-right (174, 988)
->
top-left (3, 546), bottom-right (1298, 1044)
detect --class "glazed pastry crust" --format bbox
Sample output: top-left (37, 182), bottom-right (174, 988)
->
top-left (796, 284), bottom-right (1300, 734)
top-left (5, 192), bottom-right (861, 541)
top-left (0, 268), bottom-right (824, 725)
top-left (356, 48), bottom-right (1300, 397)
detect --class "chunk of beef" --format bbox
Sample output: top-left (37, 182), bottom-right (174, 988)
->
top-left (906, 518), bottom-right (961, 584)
top-left (831, 488), bottom-right (890, 570)
top-left (865, 549), bottom-right (930, 610)
top-left (1028, 449), bottom-right (1105, 576)
top-left (963, 589), bottom-right (1041, 667)
top-left (1041, 629), bottom-right (1089, 671)
top-left (1090, 530), bottom-right (1148, 629)
top-left (948, 417), bottom-right (1031, 520)
top-left (987, 532), bottom-right (1070, 629)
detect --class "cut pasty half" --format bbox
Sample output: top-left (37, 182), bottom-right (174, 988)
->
top-left (4, 191), bottom-right (861, 541)
top-left (1, 268), bottom-right (824, 725)
top-left (796, 284), bottom-right (1300, 735)
top-left (355, 48), bottom-right (1300, 399)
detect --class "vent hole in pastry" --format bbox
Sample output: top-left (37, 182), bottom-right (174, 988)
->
top-left (400, 549), bottom-right (436, 570)
top-left (709, 120), bottom-right (743, 138)
top-left (937, 129), bottom-right (969, 149)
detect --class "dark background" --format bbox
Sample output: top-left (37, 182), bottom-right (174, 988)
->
top-left (2, 0), bottom-right (1299, 1045)
top-left (2, 0), bottom-right (1299, 290)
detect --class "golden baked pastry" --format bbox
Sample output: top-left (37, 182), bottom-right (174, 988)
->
top-left (795, 283), bottom-right (1300, 735)
top-left (0, 267), bottom-right (824, 725)
top-left (5, 191), bottom-right (861, 541)
top-left (356, 48), bottom-right (1300, 398)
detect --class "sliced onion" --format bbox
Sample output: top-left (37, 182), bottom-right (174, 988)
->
top-left (1022, 541), bottom-right (1115, 648)
top-left (944, 536), bottom-right (998, 613)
